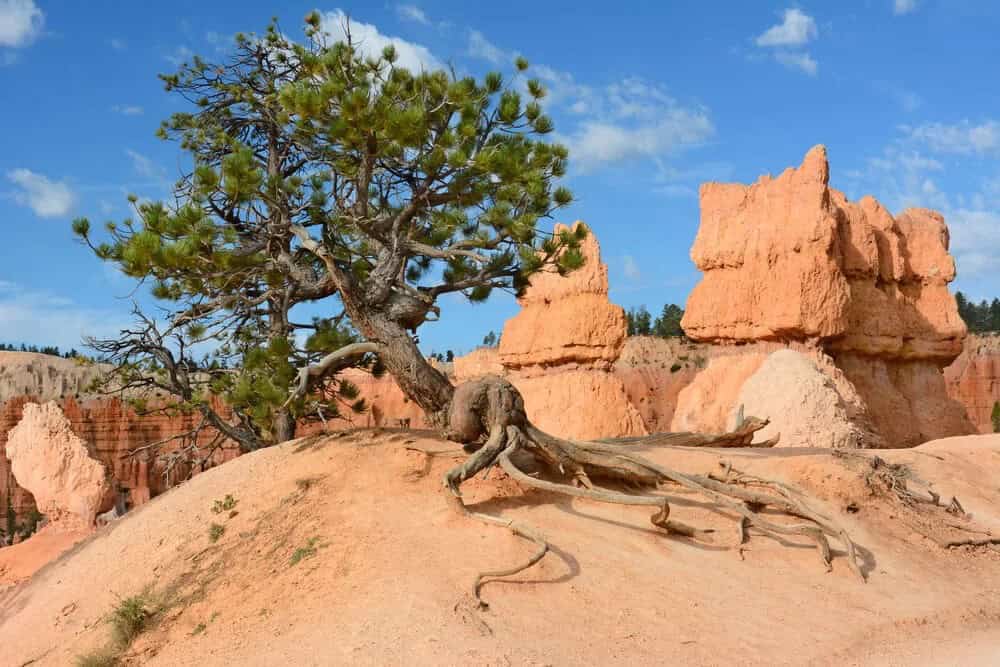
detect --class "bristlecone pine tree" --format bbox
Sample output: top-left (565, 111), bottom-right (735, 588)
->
top-left (82, 15), bottom-right (867, 604)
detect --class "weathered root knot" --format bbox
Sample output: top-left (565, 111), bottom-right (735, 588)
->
top-left (436, 376), bottom-right (869, 607)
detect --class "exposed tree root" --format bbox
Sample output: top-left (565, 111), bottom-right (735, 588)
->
top-left (833, 449), bottom-right (997, 552)
top-left (437, 375), bottom-right (867, 606)
top-left (444, 493), bottom-right (549, 609)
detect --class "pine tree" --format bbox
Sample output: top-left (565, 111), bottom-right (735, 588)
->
top-left (626, 306), bottom-right (652, 336)
top-left (74, 25), bottom-right (381, 451)
top-left (652, 303), bottom-right (685, 338)
top-left (75, 16), bottom-right (865, 594)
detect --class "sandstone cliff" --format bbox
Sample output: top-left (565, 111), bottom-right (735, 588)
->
top-left (945, 334), bottom-right (1000, 433)
top-left (1, 389), bottom-right (241, 527)
top-left (491, 222), bottom-right (645, 439)
top-left (677, 146), bottom-right (974, 447)
top-left (6, 402), bottom-right (110, 531)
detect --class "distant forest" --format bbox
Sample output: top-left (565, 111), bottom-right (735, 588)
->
top-left (955, 292), bottom-right (1000, 333)
top-left (0, 343), bottom-right (87, 359)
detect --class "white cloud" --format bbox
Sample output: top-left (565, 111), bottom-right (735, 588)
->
top-left (396, 4), bottom-right (429, 25)
top-left (904, 120), bottom-right (1000, 156)
top-left (6, 168), bottom-right (75, 218)
top-left (568, 114), bottom-right (713, 171)
top-left (109, 38), bottom-right (126, 51)
top-left (111, 104), bottom-right (143, 116)
top-left (0, 282), bottom-right (128, 350)
top-left (756, 9), bottom-right (817, 47)
top-left (774, 51), bottom-right (818, 75)
top-left (893, 0), bottom-right (917, 15)
top-left (125, 149), bottom-right (165, 179)
top-left (319, 10), bottom-right (442, 72)
top-left (558, 79), bottom-right (713, 172)
top-left (623, 255), bottom-right (641, 281)
top-left (0, 0), bottom-right (43, 48)
top-left (467, 29), bottom-right (509, 65)
top-left (753, 9), bottom-right (819, 76)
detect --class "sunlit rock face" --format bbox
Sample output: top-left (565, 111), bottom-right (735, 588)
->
top-left (679, 146), bottom-right (973, 447)
top-left (6, 402), bottom-right (110, 531)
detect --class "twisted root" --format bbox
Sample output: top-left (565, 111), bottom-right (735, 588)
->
top-left (438, 376), bottom-right (866, 607)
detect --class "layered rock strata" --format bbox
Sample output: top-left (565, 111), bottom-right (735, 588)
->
top-left (6, 402), bottom-right (110, 531)
top-left (677, 145), bottom-right (973, 447)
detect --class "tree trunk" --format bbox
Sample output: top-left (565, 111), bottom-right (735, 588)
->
top-left (342, 303), bottom-right (455, 429)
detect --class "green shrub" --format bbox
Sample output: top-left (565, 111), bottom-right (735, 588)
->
top-left (669, 363), bottom-right (682, 373)
top-left (290, 537), bottom-right (320, 566)
top-left (209, 523), bottom-right (225, 543)
top-left (110, 595), bottom-right (150, 648)
top-left (211, 494), bottom-right (238, 514)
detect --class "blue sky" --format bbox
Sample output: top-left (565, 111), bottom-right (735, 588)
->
top-left (0, 0), bottom-right (998, 355)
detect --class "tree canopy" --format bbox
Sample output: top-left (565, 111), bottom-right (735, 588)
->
top-left (626, 304), bottom-right (686, 338)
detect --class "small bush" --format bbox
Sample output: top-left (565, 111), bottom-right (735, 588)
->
top-left (669, 363), bottom-right (682, 373)
top-left (209, 523), bottom-right (225, 543)
top-left (212, 494), bottom-right (238, 514)
top-left (290, 537), bottom-right (320, 566)
top-left (191, 622), bottom-right (207, 636)
top-left (110, 595), bottom-right (150, 648)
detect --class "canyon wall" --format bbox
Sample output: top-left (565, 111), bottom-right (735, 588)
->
top-left (677, 145), bottom-right (974, 447)
top-left (945, 334), bottom-right (1000, 433)
top-left (1, 394), bottom-right (241, 527)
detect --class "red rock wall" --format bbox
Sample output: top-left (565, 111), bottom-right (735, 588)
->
top-left (1, 396), bottom-right (240, 525)
top-left (945, 334), bottom-right (1000, 434)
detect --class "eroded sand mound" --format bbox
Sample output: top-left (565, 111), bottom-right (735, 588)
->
top-left (2, 432), bottom-right (1000, 665)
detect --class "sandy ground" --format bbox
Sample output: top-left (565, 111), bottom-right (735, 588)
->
top-left (2, 430), bottom-right (1000, 666)
top-left (0, 526), bottom-right (89, 586)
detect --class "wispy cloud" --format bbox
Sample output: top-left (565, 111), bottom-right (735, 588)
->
top-left (165, 45), bottom-right (193, 66)
top-left (902, 120), bottom-right (1000, 156)
top-left (396, 4), bottom-right (429, 25)
top-left (5, 168), bottom-right (76, 218)
top-left (557, 78), bottom-right (714, 172)
top-left (623, 255), bottom-right (641, 281)
top-left (111, 104), bottom-right (143, 116)
top-left (125, 149), bottom-right (166, 180)
top-left (109, 37), bottom-right (126, 51)
top-left (774, 51), bottom-right (818, 76)
top-left (0, 0), bottom-right (44, 48)
top-left (0, 282), bottom-right (128, 350)
top-left (893, 0), bottom-right (917, 16)
top-left (467, 29), bottom-right (510, 64)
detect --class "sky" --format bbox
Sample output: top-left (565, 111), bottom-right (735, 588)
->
top-left (0, 0), bottom-right (998, 356)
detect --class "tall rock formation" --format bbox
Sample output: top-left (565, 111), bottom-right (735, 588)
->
top-left (677, 146), bottom-right (974, 447)
top-left (6, 402), bottom-right (110, 531)
top-left (462, 222), bottom-right (645, 439)
top-left (1, 392), bottom-right (241, 527)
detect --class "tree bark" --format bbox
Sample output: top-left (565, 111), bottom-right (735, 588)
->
top-left (340, 299), bottom-right (456, 429)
